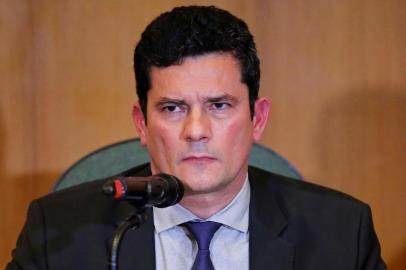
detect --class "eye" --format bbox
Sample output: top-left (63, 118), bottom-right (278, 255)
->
top-left (211, 102), bottom-right (231, 110)
top-left (161, 104), bottom-right (184, 113)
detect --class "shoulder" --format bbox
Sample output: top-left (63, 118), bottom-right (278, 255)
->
top-left (32, 163), bottom-right (151, 219)
top-left (248, 166), bottom-right (369, 216)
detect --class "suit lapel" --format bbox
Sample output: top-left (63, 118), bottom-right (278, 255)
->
top-left (249, 167), bottom-right (295, 270)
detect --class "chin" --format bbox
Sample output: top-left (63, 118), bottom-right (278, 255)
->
top-left (181, 174), bottom-right (229, 194)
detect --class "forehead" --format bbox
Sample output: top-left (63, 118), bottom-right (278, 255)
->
top-left (148, 53), bottom-right (247, 100)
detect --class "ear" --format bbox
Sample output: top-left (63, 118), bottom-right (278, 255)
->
top-left (252, 97), bottom-right (271, 142)
top-left (132, 103), bottom-right (147, 146)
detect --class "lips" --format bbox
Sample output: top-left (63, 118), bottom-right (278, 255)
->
top-left (182, 155), bottom-right (217, 162)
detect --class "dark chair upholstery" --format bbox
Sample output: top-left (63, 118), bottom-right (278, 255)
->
top-left (54, 138), bottom-right (302, 191)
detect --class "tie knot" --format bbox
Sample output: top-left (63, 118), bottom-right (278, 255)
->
top-left (184, 221), bottom-right (222, 250)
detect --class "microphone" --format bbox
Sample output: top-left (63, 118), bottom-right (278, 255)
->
top-left (102, 173), bottom-right (184, 208)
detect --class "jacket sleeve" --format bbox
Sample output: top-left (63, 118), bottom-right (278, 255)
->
top-left (6, 199), bottom-right (47, 270)
top-left (356, 204), bottom-right (386, 270)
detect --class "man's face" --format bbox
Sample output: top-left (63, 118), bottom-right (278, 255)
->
top-left (133, 53), bottom-right (269, 197)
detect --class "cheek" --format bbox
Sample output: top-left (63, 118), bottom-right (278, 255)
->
top-left (146, 121), bottom-right (179, 156)
top-left (218, 117), bottom-right (253, 154)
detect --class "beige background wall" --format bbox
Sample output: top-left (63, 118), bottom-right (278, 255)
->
top-left (1, 0), bottom-right (405, 268)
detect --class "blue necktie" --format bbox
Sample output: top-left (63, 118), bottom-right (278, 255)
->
top-left (184, 221), bottom-right (222, 270)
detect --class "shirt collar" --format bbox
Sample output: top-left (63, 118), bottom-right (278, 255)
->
top-left (153, 175), bottom-right (250, 233)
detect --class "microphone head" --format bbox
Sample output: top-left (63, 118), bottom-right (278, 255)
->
top-left (102, 173), bottom-right (184, 208)
top-left (152, 173), bottom-right (184, 208)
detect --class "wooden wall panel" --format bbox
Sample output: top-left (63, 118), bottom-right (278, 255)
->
top-left (0, 0), bottom-right (36, 263)
top-left (252, 1), bottom-right (406, 267)
top-left (1, 0), bottom-right (405, 268)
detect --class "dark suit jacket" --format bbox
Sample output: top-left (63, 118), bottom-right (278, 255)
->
top-left (7, 164), bottom-right (386, 270)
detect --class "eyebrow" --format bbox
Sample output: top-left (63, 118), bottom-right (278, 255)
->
top-left (205, 94), bottom-right (237, 103)
top-left (154, 94), bottom-right (238, 107)
top-left (155, 98), bottom-right (186, 107)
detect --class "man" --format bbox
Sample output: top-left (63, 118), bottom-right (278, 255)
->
top-left (8, 6), bottom-right (385, 270)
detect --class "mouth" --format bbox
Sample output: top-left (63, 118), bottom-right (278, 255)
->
top-left (182, 155), bottom-right (217, 163)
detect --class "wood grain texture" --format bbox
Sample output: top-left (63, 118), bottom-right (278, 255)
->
top-left (1, 0), bottom-right (405, 268)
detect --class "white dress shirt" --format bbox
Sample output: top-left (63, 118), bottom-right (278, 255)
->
top-left (153, 175), bottom-right (250, 270)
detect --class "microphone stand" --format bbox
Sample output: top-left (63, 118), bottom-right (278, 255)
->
top-left (103, 173), bottom-right (184, 270)
top-left (108, 207), bottom-right (148, 270)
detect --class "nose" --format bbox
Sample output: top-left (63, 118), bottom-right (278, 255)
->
top-left (182, 108), bottom-right (211, 142)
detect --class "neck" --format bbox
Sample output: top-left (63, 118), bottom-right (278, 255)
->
top-left (179, 175), bottom-right (246, 219)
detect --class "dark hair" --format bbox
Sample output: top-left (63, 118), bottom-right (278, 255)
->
top-left (134, 5), bottom-right (260, 119)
